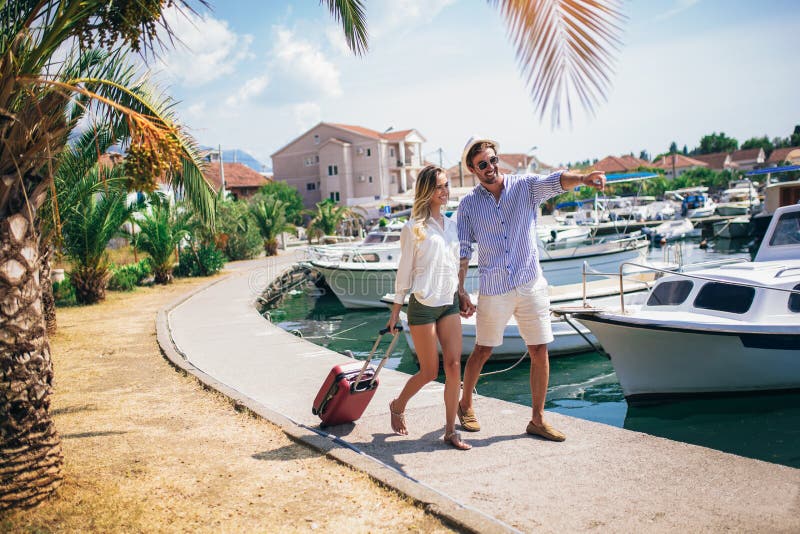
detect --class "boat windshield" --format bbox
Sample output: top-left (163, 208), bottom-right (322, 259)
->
top-left (769, 210), bottom-right (800, 246)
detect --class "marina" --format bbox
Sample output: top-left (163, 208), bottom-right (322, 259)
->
top-left (267, 233), bottom-right (800, 468)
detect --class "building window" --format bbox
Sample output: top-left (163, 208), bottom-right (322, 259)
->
top-left (315, 155), bottom-right (319, 163)
top-left (329, 191), bottom-right (340, 202)
top-left (306, 183), bottom-right (316, 191)
top-left (368, 176), bottom-right (373, 183)
top-left (366, 148), bottom-right (371, 157)
top-left (390, 148), bottom-right (395, 157)
top-left (304, 156), bottom-right (317, 166)
top-left (390, 175), bottom-right (396, 184)
top-left (328, 165), bottom-right (338, 176)
top-left (313, 134), bottom-right (320, 145)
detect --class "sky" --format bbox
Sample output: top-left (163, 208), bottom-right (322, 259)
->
top-left (142, 1), bottom-right (800, 170)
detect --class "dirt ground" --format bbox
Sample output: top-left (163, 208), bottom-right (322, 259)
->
top-left (1, 276), bottom-right (452, 533)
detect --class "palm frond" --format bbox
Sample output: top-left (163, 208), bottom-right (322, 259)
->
top-left (492, 0), bottom-right (625, 126)
top-left (322, 0), bottom-right (369, 56)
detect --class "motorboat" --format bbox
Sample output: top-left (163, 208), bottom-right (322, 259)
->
top-left (712, 215), bottom-right (751, 239)
top-left (567, 203), bottom-right (800, 402)
top-left (667, 187), bottom-right (716, 219)
top-left (682, 193), bottom-right (716, 219)
top-left (716, 179), bottom-right (761, 216)
top-left (306, 220), bottom-right (404, 263)
top-left (312, 233), bottom-right (650, 309)
top-left (537, 224), bottom-right (593, 248)
top-left (643, 218), bottom-right (697, 243)
top-left (386, 278), bottom-right (653, 360)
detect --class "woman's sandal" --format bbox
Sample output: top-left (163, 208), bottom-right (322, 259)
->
top-left (389, 400), bottom-right (408, 435)
top-left (443, 431), bottom-right (472, 450)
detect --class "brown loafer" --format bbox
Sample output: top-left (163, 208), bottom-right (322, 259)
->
top-left (457, 404), bottom-right (480, 432)
top-left (526, 421), bottom-right (566, 442)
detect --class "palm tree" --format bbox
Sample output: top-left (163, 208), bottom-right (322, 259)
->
top-left (1, 0), bottom-right (623, 511)
top-left (250, 195), bottom-right (294, 256)
top-left (0, 2), bottom-right (219, 509)
top-left (60, 165), bottom-right (133, 304)
top-left (306, 200), bottom-right (364, 242)
top-left (134, 193), bottom-right (196, 284)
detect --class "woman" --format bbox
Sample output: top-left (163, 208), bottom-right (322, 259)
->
top-left (386, 165), bottom-right (470, 450)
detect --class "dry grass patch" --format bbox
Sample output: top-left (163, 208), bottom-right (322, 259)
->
top-left (1, 276), bottom-right (452, 533)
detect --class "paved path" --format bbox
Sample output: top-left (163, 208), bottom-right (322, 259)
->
top-left (159, 251), bottom-right (800, 533)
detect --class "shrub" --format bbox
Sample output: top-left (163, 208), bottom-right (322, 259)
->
top-left (53, 278), bottom-right (77, 307)
top-left (175, 244), bottom-right (226, 277)
top-left (215, 199), bottom-right (262, 260)
top-left (108, 259), bottom-right (152, 291)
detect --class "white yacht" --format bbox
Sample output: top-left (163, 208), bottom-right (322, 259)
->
top-left (670, 187), bottom-right (717, 219)
top-left (399, 283), bottom-right (651, 359)
top-left (312, 233), bottom-right (650, 309)
top-left (568, 204), bottom-right (800, 402)
top-left (716, 179), bottom-right (761, 216)
top-left (644, 218), bottom-right (697, 243)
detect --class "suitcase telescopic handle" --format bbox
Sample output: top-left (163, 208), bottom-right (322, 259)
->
top-left (353, 327), bottom-right (403, 386)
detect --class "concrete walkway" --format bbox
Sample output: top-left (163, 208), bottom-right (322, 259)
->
top-left (158, 251), bottom-right (800, 533)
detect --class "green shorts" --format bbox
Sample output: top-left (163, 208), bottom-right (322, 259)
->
top-left (407, 292), bottom-right (460, 325)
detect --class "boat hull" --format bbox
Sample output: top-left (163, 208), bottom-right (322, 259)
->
top-left (314, 239), bottom-right (649, 309)
top-left (575, 315), bottom-right (800, 401)
top-left (401, 313), bottom-right (598, 360)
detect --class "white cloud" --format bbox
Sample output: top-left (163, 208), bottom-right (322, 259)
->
top-left (652, 0), bottom-right (701, 22)
top-left (225, 75), bottom-right (270, 107)
top-left (157, 7), bottom-right (253, 86)
top-left (293, 102), bottom-right (322, 132)
top-left (370, 0), bottom-right (457, 37)
top-left (269, 27), bottom-right (341, 99)
top-left (325, 26), bottom-right (353, 56)
top-left (186, 101), bottom-right (207, 117)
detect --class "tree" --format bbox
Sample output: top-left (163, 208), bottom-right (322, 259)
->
top-left (697, 132), bottom-right (739, 154)
top-left (639, 150), bottom-right (650, 162)
top-left (257, 181), bottom-right (304, 224)
top-left (249, 196), bottom-right (294, 256)
top-left (669, 141), bottom-right (678, 154)
top-left (0, 0), bottom-right (373, 509)
top-left (682, 145), bottom-right (688, 155)
top-left (791, 125), bottom-right (800, 147)
top-left (741, 136), bottom-right (774, 158)
top-left (306, 200), bottom-right (363, 241)
top-left (134, 193), bottom-right (196, 284)
top-left (60, 165), bottom-right (133, 304)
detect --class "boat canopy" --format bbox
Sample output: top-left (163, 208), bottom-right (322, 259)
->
top-left (604, 172), bottom-right (660, 184)
top-left (746, 165), bottom-right (800, 176)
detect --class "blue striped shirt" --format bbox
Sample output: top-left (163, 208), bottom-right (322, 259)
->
top-left (457, 171), bottom-right (565, 295)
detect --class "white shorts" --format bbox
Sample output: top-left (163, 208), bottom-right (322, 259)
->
top-left (475, 283), bottom-right (553, 347)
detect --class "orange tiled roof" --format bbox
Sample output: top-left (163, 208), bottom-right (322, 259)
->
top-left (690, 152), bottom-right (736, 170)
top-left (590, 155), bottom-right (649, 173)
top-left (651, 154), bottom-right (709, 170)
top-left (730, 148), bottom-right (763, 161)
top-left (203, 162), bottom-right (269, 191)
top-left (767, 146), bottom-right (800, 164)
top-left (330, 124), bottom-right (417, 142)
top-left (98, 152), bottom-right (124, 168)
top-left (382, 129), bottom-right (414, 141)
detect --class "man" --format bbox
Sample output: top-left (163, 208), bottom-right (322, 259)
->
top-left (456, 136), bottom-right (606, 441)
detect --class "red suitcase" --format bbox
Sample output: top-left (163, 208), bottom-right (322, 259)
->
top-left (312, 327), bottom-right (402, 426)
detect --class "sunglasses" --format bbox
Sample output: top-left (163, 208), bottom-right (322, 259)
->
top-left (476, 155), bottom-right (499, 171)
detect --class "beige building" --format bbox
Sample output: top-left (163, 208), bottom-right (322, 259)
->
top-left (271, 122), bottom-right (426, 208)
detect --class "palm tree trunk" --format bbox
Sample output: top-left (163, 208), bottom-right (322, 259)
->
top-left (39, 240), bottom-right (57, 334)
top-left (0, 213), bottom-right (63, 510)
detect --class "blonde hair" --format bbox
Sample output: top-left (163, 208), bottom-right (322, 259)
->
top-left (411, 165), bottom-right (445, 241)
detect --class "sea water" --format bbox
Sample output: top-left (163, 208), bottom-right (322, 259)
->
top-left (269, 237), bottom-right (800, 468)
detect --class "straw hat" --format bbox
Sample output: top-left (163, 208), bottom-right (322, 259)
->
top-left (461, 135), bottom-right (499, 171)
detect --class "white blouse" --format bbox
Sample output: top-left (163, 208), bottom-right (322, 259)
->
top-left (394, 215), bottom-right (460, 307)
